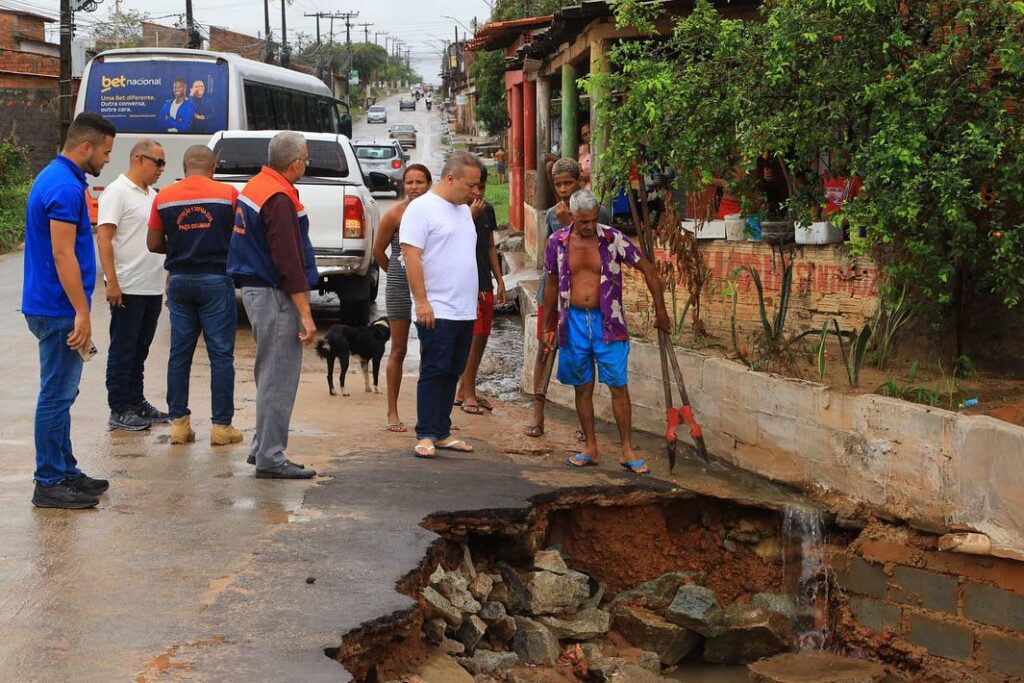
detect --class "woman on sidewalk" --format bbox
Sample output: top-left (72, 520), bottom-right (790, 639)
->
top-left (373, 164), bottom-right (433, 432)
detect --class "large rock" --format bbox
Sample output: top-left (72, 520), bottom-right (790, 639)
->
top-left (468, 573), bottom-right (494, 602)
top-left (456, 615), bottom-right (487, 653)
top-left (436, 572), bottom-right (481, 614)
top-left (478, 601), bottom-right (507, 624)
top-left (748, 652), bottom-right (887, 683)
top-left (422, 586), bottom-right (463, 628)
top-left (612, 604), bottom-right (700, 666)
top-left (423, 617), bottom-right (447, 644)
top-left (611, 572), bottom-right (691, 613)
top-left (538, 608), bottom-right (611, 640)
top-left (521, 569), bottom-right (590, 615)
top-left (533, 549), bottom-right (572, 574)
top-left (495, 562), bottom-right (528, 613)
top-left (458, 649), bottom-right (520, 675)
top-left (750, 593), bottom-right (797, 621)
top-left (703, 604), bottom-right (794, 664)
top-left (665, 585), bottom-right (724, 636)
top-left (511, 616), bottom-right (561, 664)
top-left (489, 615), bottom-right (517, 643)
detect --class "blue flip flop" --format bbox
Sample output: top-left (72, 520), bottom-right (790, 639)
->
top-left (621, 459), bottom-right (651, 475)
top-left (566, 453), bottom-right (595, 468)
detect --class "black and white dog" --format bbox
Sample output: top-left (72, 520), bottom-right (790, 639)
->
top-left (315, 317), bottom-right (391, 396)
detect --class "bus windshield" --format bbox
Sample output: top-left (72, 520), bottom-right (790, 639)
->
top-left (84, 58), bottom-right (229, 135)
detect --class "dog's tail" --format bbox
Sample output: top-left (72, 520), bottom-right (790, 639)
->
top-left (315, 337), bottom-right (331, 360)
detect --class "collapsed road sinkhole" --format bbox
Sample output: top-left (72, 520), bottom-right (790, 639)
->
top-left (318, 481), bottom-right (1024, 683)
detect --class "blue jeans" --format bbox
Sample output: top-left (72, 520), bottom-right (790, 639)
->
top-left (167, 274), bottom-right (237, 424)
top-left (415, 319), bottom-right (474, 440)
top-left (26, 315), bottom-right (83, 486)
top-left (106, 293), bottom-right (162, 413)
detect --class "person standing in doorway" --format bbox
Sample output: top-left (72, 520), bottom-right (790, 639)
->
top-left (97, 139), bottom-right (170, 432)
top-left (23, 112), bottom-right (116, 509)
top-left (372, 164), bottom-right (433, 433)
top-left (228, 131), bottom-right (317, 479)
top-left (401, 151), bottom-right (481, 458)
top-left (578, 123), bottom-right (593, 190)
top-left (455, 164), bottom-right (505, 415)
top-left (542, 190), bottom-right (671, 475)
top-left (147, 145), bottom-right (243, 446)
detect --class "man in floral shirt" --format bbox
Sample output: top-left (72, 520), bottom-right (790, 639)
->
top-left (541, 190), bottom-right (671, 474)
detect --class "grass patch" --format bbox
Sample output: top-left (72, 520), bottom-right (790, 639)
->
top-left (485, 180), bottom-right (509, 227)
top-left (0, 182), bottom-right (28, 252)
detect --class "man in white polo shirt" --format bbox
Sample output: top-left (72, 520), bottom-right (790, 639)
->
top-left (401, 151), bottom-right (481, 458)
top-left (97, 139), bottom-right (170, 431)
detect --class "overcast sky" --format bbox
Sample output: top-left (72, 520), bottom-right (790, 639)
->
top-left (16, 0), bottom-right (491, 84)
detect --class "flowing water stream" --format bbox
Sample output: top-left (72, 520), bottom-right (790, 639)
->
top-left (783, 504), bottom-right (830, 651)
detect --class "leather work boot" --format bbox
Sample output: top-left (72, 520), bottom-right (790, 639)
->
top-left (169, 416), bottom-right (196, 444)
top-left (211, 424), bottom-right (243, 446)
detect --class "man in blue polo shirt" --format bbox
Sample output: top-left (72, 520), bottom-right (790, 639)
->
top-left (23, 112), bottom-right (116, 509)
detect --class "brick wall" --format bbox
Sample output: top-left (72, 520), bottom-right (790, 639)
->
top-left (833, 531), bottom-right (1024, 679)
top-left (0, 12), bottom-right (49, 50)
top-left (0, 42), bottom-right (61, 172)
top-left (209, 27), bottom-right (265, 61)
top-left (142, 21), bottom-right (188, 48)
top-left (621, 240), bottom-right (881, 344)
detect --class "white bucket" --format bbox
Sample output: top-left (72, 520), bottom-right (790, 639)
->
top-left (795, 221), bottom-right (843, 245)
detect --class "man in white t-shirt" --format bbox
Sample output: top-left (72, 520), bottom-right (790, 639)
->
top-left (97, 139), bottom-right (170, 431)
top-left (401, 151), bottom-right (482, 458)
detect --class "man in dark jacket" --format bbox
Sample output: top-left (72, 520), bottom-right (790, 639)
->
top-left (148, 145), bottom-right (243, 447)
top-left (227, 131), bottom-right (317, 479)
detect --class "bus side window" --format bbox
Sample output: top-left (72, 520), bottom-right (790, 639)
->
top-left (244, 84), bottom-right (257, 128)
top-left (246, 84), bottom-right (275, 129)
top-left (273, 89), bottom-right (291, 130)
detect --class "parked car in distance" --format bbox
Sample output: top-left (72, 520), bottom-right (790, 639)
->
top-left (398, 98), bottom-right (416, 111)
top-left (389, 124), bottom-right (417, 149)
top-left (367, 104), bottom-right (387, 124)
top-left (353, 139), bottom-right (409, 198)
top-left (208, 130), bottom-right (392, 311)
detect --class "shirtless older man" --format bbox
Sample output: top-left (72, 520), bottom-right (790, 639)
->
top-left (541, 189), bottom-right (671, 474)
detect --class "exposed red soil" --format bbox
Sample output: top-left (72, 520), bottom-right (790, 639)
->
top-left (550, 500), bottom-right (783, 603)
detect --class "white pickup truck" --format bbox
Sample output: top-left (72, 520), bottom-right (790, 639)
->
top-left (207, 130), bottom-right (392, 310)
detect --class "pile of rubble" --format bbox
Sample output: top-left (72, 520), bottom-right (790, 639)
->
top-left (419, 547), bottom-right (797, 679)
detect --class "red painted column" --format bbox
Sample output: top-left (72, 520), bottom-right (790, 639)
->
top-left (523, 79), bottom-right (536, 172)
top-left (510, 82), bottom-right (524, 231)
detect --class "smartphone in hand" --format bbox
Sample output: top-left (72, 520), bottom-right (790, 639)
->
top-left (77, 342), bottom-right (98, 362)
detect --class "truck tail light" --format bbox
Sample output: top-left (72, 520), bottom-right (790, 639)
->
top-left (391, 159), bottom-right (402, 169)
top-left (343, 195), bottom-right (365, 239)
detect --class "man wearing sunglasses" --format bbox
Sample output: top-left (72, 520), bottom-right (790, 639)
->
top-left (97, 140), bottom-right (171, 431)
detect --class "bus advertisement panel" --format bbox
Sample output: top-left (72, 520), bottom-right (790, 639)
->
top-left (84, 59), bottom-right (228, 135)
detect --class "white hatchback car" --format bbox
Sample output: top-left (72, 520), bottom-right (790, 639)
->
top-left (367, 105), bottom-right (387, 124)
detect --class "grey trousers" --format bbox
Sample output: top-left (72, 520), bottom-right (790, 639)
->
top-left (242, 287), bottom-right (301, 470)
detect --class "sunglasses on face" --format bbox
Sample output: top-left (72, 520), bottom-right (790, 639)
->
top-left (139, 154), bottom-right (166, 168)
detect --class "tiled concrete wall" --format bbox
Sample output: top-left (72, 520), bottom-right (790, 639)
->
top-left (522, 312), bottom-right (1024, 560)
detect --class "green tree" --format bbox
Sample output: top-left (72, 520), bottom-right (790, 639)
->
top-left (471, 49), bottom-right (507, 135)
top-left (589, 0), bottom-right (1024, 357)
top-left (89, 9), bottom-right (150, 49)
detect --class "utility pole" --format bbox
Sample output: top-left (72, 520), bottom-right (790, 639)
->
top-left (263, 0), bottom-right (273, 62)
top-left (305, 12), bottom-right (321, 46)
top-left (343, 12), bottom-right (356, 104)
top-left (374, 30), bottom-right (386, 47)
top-left (113, 0), bottom-right (122, 48)
top-left (357, 22), bottom-right (372, 45)
top-left (185, 0), bottom-right (200, 49)
top-left (280, 0), bottom-right (289, 67)
top-left (59, 0), bottom-right (73, 145)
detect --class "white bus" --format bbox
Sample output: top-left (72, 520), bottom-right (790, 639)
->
top-left (74, 47), bottom-right (352, 220)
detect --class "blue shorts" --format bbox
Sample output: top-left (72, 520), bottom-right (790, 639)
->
top-left (556, 306), bottom-right (630, 387)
